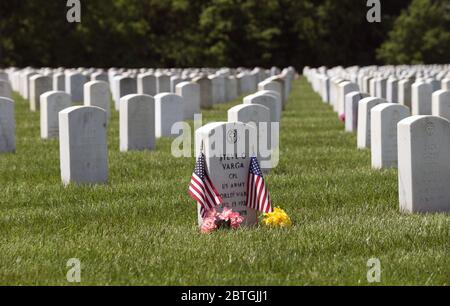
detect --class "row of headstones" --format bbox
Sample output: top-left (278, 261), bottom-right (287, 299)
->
top-left (303, 65), bottom-right (450, 214)
top-left (0, 66), bottom-right (295, 188)
top-left (307, 65), bottom-right (450, 118)
top-left (0, 67), bottom-right (292, 143)
top-left (0, 66), bottom-right (293, 151)
top-left (0, 82), bottom-right (195, 151)
top-left (2, 66), bottom-right (287, 111)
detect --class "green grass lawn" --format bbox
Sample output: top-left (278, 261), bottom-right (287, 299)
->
top-left (0, 77), bottom-right (448, 285)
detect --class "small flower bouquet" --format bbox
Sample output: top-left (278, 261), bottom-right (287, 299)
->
top-left (201, 207), bottom-right (245, 233)
top-left (262, 207), bottom-right (292, 228)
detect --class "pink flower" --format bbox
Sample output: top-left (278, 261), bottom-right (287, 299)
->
top-left (229, 212), bottom-right (244, 229)
top-left (205, 208), bottom-right (218, 218)
top-left (218, 208), bottom-right (244, 229)
top-left (200, 207), bottom-right (244, 233)
top-left (218, 207), bottom-right (233, 220)
top-left (339, 113), bottom-right (345, 123)
top-left (201, 216), bottom-right (218, 234)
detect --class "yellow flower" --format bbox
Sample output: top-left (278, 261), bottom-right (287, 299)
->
top-left (262, 207), bottom-right (292, 227)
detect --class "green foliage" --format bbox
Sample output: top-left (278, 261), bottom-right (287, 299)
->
top-left (0, 0), bottom-right (428, 69)
top-left (377, 0), bottom-right (450, 64)
top-left (198, 0), bottom-right (315, 67)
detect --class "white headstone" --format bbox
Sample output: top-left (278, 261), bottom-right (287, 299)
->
top-left (30, 75), bottom-right (52, 111)
top-left (375, 78), bottom-right (387, 99)
top-left (271, 76), bottom-right (287, 109)
top-left (357, 97), bottom-right (384, 149)
top-left (225, 76), bottom-right (238, 101)
top-left (228, 104), bottom-right (274, 170)
top-left (0, 80), bottom-right (12, 99)
top-left (412, 82), bottom-right (432, 115)
top-left (21, 71), bottom-right (38, 100)
top-left (65, 72), bottom-right (87, 102)
top-left (431, 90), bottom-right (450, 122)
top-left (0, 97), bottom-right (15, 153)
top-left (371, 103), bottom-right (410, 169)
top-left (11, 71), bottom-right (20, 92)
top-left (237, 73), bottom-right (253, 95)
top-left (176, 81), bottom-right (200, 120)
top-left (330, 78), bottom-right (344, 111)
top-left (386, 78), bottom-right (398, 103)
top-left (258, 80), bottom-right (282, 102)
top-left (426, 78), bottom-right (440, 92)
top-left (40, 91), bottom-right (72, 139)
top-left (156, 74), bottom-right (171, 93)
top-left (170, 75), bottom-right (183, 93)
top-left (91, 72), bottom-right (109, 83)
top-left (369, 78), bottom-right (376, 97)
top-left (53, 73), bottom-right (65, 91)
top-left (210, 75), bottom-right (226, 104)
top-left (59, 106), bottom-right (108, 185)
top-left (195, 122), bottom-right (258, 226)
top-left (345, 91), bottom-right (369, 132)
top-left (244, 91), bottom-right (281, 123)
top-left (137, 73), bottom-right (157, 96)
top-left (398, 116), bottom-right (450, 213)
top-left (154, 93), bottom-right (183, 138)
top-left (120, 94), bottom-right (155, 151)
top-left (248, 72), bottom-right (259, 94)
top-left (362, 76), bottom-right (372, 94)
top-left (441, 78), bottom-right (450, 91)
top-left (84, 81), bottom-right (111, 120)
top-left (321, 75), bottom-right (331, 103)
top-left (228, 104), bottom-right (270, 125)
top-left (398, 78), bottom-right (413, 109)
top-left (113, 76), bottom-right (137, 111)
top-left (192, 76), bottom-right (212, 108)
top-left (339, 82), bottom-right (359, 117)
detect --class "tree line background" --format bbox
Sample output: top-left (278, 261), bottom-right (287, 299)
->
top-left (0, 0), bottom-right (449, 70)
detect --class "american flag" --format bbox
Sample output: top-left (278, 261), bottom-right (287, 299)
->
top-left (246, 157), bottom-right (272, 213)
top-left (188, 153), bottom-right (223, 218)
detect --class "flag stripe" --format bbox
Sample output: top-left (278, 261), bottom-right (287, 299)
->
top-left (189, 182), bottom-right (205, 200)
top-left (248, 174), bottom-right (253, 209)
top-left (260, 182), bottom-right (269, 213)
top-left (255, 176), bottom-right (263, 210)
top-left (249, 176), bottom-right (254, 210)
top-left (188, 189), bottom-right (205, 206)
top-left (246, 173), bottom-right (252, 209)
top-left (204, 180), bottom-right (217, 209)
top-left (245, 157), bottom-right (272, 214)
top-left (189, 182), bottom-right (205, 201)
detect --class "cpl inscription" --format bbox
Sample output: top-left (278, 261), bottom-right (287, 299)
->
top-left (218, 154), bottom-right (247, 213)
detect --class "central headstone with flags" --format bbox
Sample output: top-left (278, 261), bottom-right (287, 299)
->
top-left (191, 122), bottom-right (272, 226)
